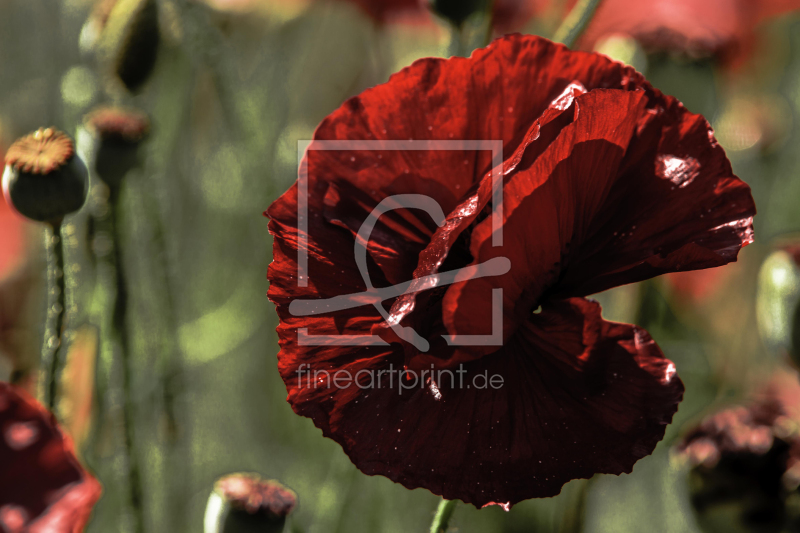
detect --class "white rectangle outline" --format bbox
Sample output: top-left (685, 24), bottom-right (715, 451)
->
top-left (296, 140), bottom-right (504, 347)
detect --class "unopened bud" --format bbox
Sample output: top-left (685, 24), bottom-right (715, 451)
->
top-left (97, 0), bottom-right (160, 92)
top-left (757, 246), bottom-right (800, 366)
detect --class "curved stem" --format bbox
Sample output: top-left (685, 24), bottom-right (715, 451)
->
top-left (109, 193), bottom-right (145, 533)
top-left (43, 221), bottom-right (66, 412)
top-left (551, 0), bottom-right (604, 49)
top-left (430, 499), bottom-right (458, 533)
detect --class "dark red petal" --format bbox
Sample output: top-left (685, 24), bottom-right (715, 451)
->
top-left (374, 81), bottom-right (587, 359)
top-left (0, 382), bottom-right (101, 532)
top-left (280, 298), bottom-right (682, 507)
top-left (442, 89), bottom-right (754, 352)
top-left (550, 98), bottom-right (755, 298)
top-left (437, 89), bottom-right (648, 361)
top-left (309, 33), bottom-right (655, 212)
top-left (301, 35), bottom-right (660, 288)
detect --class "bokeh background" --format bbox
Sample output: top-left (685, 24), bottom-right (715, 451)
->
top-left (1, 0), bottom-right (800, 531)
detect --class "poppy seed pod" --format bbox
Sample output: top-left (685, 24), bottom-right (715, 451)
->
top-left (83, 106), bottom-right (150, 190)
top-left (98, 0), bottom-right (160, 92)
top-left (204, 473), bottom-right (297, 533)
top-left (427, 0), bottom-right (488, 27)
top-left (3, 128), bottom-right (89, 224)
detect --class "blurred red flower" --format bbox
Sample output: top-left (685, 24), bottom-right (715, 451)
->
top-left (492, 0), bottom-right (551, 33)
top-left (267, 35), bottom-right (755, 507)
top-left (340, 0), bottom-right (421, 23)
top-left (663, 261), bottom-right (743, 306)
top-left (568, 0), bottom-right (800, 62)
top-left (677, 371), bottom-right (800, 531)
top-left (0, 382), bottom-right (101, 532)
top-left (0, 184), bottom-right (26, 284)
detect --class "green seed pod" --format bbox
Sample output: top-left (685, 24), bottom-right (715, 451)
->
top-left (81, 105), bottom-right (150, 191)
top-left (3, 128), bottom-right (88, 224)
top-left (97, 0), bottom-right (160, 92)
top-left (204, 473), bottom-right (297, 533)
top-left (757, 246), bottom-right (800, 365)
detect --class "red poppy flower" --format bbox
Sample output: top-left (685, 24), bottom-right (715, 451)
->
top-left (267, 34), bottom-right (755, 507)
top-left (0, 382), bottom-right (101, 531)
top-left (569, 0), bottom-right (800, 61)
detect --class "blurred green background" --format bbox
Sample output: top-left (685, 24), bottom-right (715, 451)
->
top-left (1, 0), bottom-right (800, 531)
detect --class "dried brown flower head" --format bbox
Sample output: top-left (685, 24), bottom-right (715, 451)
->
top-left (5, 128), bottom-right (74, 175)
top-left (85, 106), bottom-right (150, 142)
top-left (2, 129), bottom-right (88, 224)
top-left (214, 473), bottom-right (297, 518)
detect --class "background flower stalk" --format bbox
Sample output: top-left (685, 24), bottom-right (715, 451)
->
top-left (2, 128), bottom-right (88, 412)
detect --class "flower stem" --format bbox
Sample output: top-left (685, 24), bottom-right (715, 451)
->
top-left (551, 0), bottom-right (604, 49)
top-left (43, 220), bottom-right (66, 412)
top-left (430, 499), bottom-right (458, 533)
top-left (108, 193), bottom-right (145, 533)
top-left (447, 0), bottom-right (495, 57)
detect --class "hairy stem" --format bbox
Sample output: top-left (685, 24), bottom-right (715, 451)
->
top-left (43, 221), bottom-right (66, 412)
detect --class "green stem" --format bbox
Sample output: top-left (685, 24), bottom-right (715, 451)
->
top-left (43, 220), bottom-right (66, 412)
top-left (447, 24), bottom-right (470, 57)
top-left (447, 0), bottom-right (495, 57)
top-left (109, 193), bottom-right (145, 533)
top-left (551, 0), bottom-right (604, 49)
top-left (430, 499), bottom-right (458, 533)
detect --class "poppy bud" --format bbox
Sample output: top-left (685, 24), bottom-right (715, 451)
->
top-left (204, 473), bottom-right (297, 533)
top-left (757, 246), bottom-right (800, 366)
top-left (97, 0), bottom-right (160, 92)
top-left (80, 0), bottom-right (118, 57)
top-left (3, 128), bottom-right (88, 225)
top-left (427, 0), bottom-right (488, 27)
top-left (81, 106), bottom-right (150, 191)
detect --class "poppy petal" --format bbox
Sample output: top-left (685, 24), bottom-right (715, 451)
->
top-left (442, 89), bottom-right (754, 355)
top-left (280, 298), bottom-right (682, 507)
top-left (439, 89), bottom-right (649, 361)
top-left (0, 382), bottom-right (101, 532)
